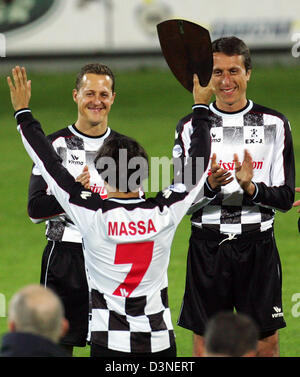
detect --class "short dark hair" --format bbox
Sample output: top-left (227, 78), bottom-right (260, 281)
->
top-left (212, 36), bottom-right (252, 72)
top-left (75, 63), bottom-right (115, 92)
top-left (204, 311), bottom-right (258, 357)
top-left (94, 135), bottom-right (148, 192)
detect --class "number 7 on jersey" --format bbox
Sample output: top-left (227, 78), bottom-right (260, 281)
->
top-left (113, 241), bottom-right (154, 297)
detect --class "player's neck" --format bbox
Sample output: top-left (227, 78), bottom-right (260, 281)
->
top-left (105, 184), bottom-right (140, 199)
top-left (75, 119), bottom-right (108, 137)
top-left (108, 191), bottom-right (140, 199)
top-left (215, 97), bottom-right (248, 113)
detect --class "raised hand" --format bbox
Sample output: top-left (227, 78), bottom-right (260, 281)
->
top-left (192, 74), bottom-right (213, 105)
top-left (234, 149), bottom-right (255, 196)
top-left (7, 66), bottom-right (31, 111)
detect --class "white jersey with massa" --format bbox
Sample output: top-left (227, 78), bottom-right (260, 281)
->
top-left (16, 105), bottom-right (211, 353)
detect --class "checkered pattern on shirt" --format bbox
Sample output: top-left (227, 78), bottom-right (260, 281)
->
top-left (176, 100), bottom-right (287, 234)
top-left (38, 127), bottom-right (121, 241)
top-left (90, 288), bottom-right (175, 353)
top-left (193, 203), bottom-right (274, 234)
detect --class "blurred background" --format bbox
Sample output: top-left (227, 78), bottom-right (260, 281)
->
top-left (0, 0), bottom-right (299, 357)
top-left (1, 0), bottom-right (300, 71)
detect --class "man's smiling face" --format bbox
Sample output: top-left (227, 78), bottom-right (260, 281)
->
top-left (73, 73), bottom-right (116, 128)
top-left (211, 52), bottom-right (251, 112)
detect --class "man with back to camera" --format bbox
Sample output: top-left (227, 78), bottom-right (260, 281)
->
top-left (0, 284), bottom-right (69, 357)
top-left (27, 63), bottom-right (123, 355)
top-left (174, 36), bottom-right (295, 357)
top-left (8, 67), bottom-right (212, 356)
top-left (203, 311), bottom-right (259, 357)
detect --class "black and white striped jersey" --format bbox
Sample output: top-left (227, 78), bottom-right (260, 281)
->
top-left (174, 100), bottom-right (295, 235)
top-left (28, 125), bottom-right (122, 242)
top-left (16, 105), bottom-right (211, 353)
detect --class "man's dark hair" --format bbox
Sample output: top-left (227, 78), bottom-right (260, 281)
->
top-left (204, 311), bottom-right (259, 357)
top-left (212, 36), bottom-right (252, 72)
top-left (75, 63), bottom-right (115, 92)
top-left (94, 135), bottom-right (148, 192)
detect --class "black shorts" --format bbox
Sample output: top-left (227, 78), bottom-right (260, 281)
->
top-left (40, 240), bottom-right (89, 347)
top-left (177, 227), bottom-right (286, 338)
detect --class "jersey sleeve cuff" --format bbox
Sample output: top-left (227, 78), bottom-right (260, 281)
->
top-left (192, 104), bottom-right (209, 112)
top-left (14, 108), bottom-right (33, 123)
top-left (245, 181), bottom-right (259, 201)
top-left (204, 177), bottom-right (220, 198)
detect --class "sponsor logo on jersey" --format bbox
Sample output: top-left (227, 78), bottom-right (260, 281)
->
top-left (211, 128), bottom-right (223, 143)
top-left (272, 306), bottom-right (284, 318)
top-left (162, 188), bottom-right (172, 199)
top-left (80, 191), bottom-right (92, 200)
top-left (90, 184), bottom-right (108, 199)
top-left (172, 144), bottom-right (183, 158)
top-left (208, 159), bottom-right (264, 175)
top-left (108, 219), bottom-right (157, 236)
top-left (244, 126), bottom-right (264, 144)
top-left (68, 154), bottom-right (84, 165)
top-left (120, 288), bottom-right (129, 297)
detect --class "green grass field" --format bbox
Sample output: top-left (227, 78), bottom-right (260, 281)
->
top-left (0, 65), bottom-right (299, 357)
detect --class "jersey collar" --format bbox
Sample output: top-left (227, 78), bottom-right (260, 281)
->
top-left (108, 197), bottom-right (145, 204)
top-left (68, 124), bottom-right (111, 140)
top-left (209, 100), bottom-right (253, 117)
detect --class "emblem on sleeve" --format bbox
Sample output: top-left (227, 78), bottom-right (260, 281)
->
top-left (80, 191), bottom-right (92, 200)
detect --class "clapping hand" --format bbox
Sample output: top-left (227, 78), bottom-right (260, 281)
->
top-left (207, 153), bottom-right (233, 190)
top-left (234, 150), bottom-right (255, 196)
